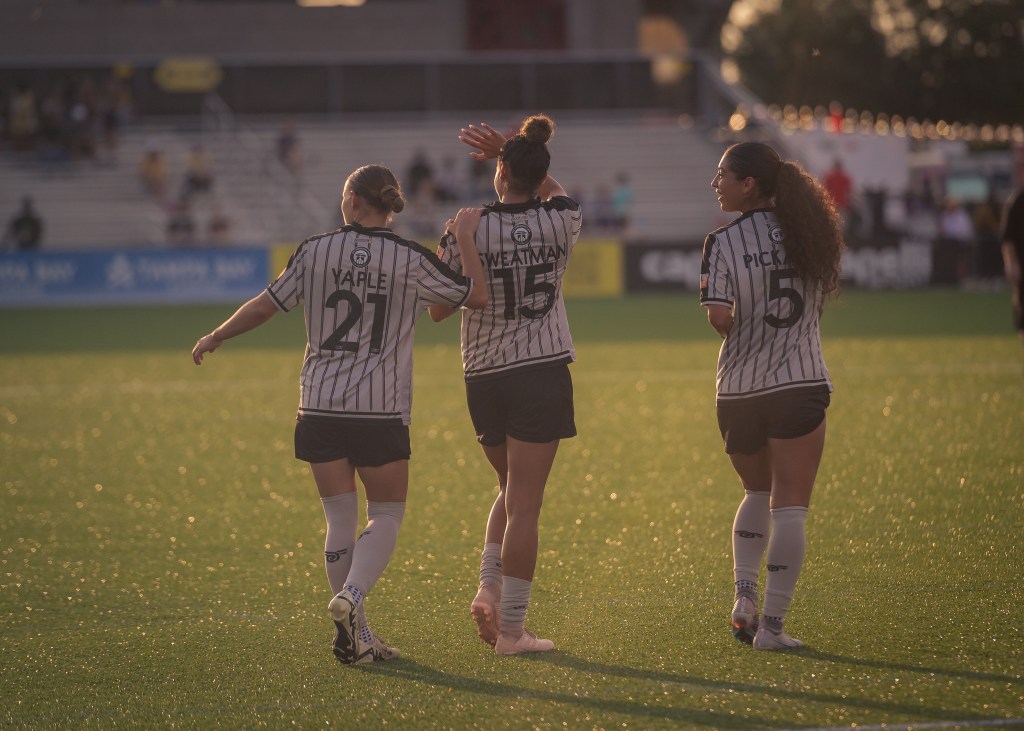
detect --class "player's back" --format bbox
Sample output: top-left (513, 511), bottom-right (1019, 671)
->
top-left (443, 195), bottom-right (581, 380)
top-left (269, 222), bottom-right (469, 422)
top-left (701, 209), bottom-right (831, 398)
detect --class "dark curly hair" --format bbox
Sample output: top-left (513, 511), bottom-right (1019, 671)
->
top-left (499, 114), bottom-right (555, 195)
top-left (723, 142), bottom-right (845, 297)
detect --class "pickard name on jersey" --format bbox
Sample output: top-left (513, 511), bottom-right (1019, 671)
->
top-left (267, 222), bottom-right (472, 424)
top-left (699, 208), bottom-right (832, 399)
top-left (439, 195), bottom-right (581, 381)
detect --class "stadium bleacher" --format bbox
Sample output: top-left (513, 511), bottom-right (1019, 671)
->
top-left (2, 112), bottom-right (727, 249)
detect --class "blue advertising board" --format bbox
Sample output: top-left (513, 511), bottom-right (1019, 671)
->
top-left (0, 248), bottom-right (270, 307)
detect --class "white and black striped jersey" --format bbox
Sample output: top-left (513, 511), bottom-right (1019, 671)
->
top-left (267, 223), bottom-right (472, 424)
top-left (438, 195), bottom-right (581, 382)
top-left (700, 208), bottom-right (832, 399)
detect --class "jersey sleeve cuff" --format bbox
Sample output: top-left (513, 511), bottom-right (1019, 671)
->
top-left (701, 298), bottom-right (733, 307)
top-left (265, 287), bottom-right (291, 312)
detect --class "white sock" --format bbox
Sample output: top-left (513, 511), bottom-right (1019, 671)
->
top-left (344, 501), bottom-right (406, 599)
top-left (321, 492), bottom-right (358, 594)
top-left (762, 506), bottom-right (808, 622)
top-left (732, 490), bottom-right (771, 597)
top-left (479, 543), bottom-right (503, 592)
top-left (498, 576), bottom-right (532, 635)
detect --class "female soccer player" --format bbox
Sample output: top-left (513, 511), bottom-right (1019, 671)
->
top-left (192, 164), bottom-right (487, 664)
top-left (429, 115), bottom-right (581, 655)
top-left (700, 141), bottom-right (844, 650)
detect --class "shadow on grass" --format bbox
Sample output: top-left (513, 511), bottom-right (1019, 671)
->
top-left (796, 648), bottom-right (1023, 685)
top-left (356, 655), bottom-right (774, 729)
top-left (356, 647), bottom-right (1009, 728)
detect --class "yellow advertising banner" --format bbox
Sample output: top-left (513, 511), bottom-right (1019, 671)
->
top-left (563, 239), bottom-right (623, 298)
top-left (271, 243), bottom-right (298, 280)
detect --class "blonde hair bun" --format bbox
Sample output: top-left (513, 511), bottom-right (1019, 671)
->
top-left (379, 184), bottom-right (405, 213)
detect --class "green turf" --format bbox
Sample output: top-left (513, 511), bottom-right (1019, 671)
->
top-left (1, 290), bottom-right (1022, 729)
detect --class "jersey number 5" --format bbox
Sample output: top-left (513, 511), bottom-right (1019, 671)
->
top-left (493, 263), bottom-right (556, 320)
top-left (322, 290), bottom-right (388, 353)
top-left (763, 269), bottom-right (804, 329)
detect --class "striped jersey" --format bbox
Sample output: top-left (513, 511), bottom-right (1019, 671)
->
top-left (699, 208), bottom-right (832, 399)
top-left (267, 222), bottom-right (472, 423)
top-left (438, 195), bottom-right (581, 381)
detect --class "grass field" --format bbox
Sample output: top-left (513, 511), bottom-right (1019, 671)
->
top-left (1, 290), bottom-right (1022, 730)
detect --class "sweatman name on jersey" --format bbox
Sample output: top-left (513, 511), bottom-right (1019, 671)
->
top-left (481, 244), bottom-right (567, 268)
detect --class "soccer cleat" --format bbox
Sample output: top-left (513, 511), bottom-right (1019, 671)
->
top-left (495, 628), bottom-right (555, 655)
top-left (731, 595), bottom-right (759, 645)
top-left (328, 589), bottom-right (359, 664)
top-left (470, 585), bottom-right (501, 647)
top-left (752, 625), bottom-right (804, 651)
top-left (353, 633), bottom-right (400, 664)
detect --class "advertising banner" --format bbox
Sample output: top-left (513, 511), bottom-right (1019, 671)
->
top-left (563, 239), bottom-right (623, 298)
top-left (0, 248), bottom-right (269, 307)
top-left (625, 242), bottom-right (703, 293)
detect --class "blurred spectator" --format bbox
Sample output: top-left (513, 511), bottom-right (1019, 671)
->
top-left (183, 144), bottom-right (215, 198)
top-left (139, 140), bottom-right (168, 199)
top-left (166, 198), bottom-right (197, 246)
top-left (469, 156), bottom-right (493, 200)
top-left (939, 197), bottom-right (974, 242)
top-left (863, 186), bottom-right (888, 236)
top-left (97, 77), bottom-right (130, 164)
top-left (591, 183), bottom-right (614, 230)
top-left (206, 205), bottom-right (232, 245)
top-left (67, 78), bottom-right (98, 161)
top-left (2, 197), bottom-right (43, 251)
top-left (37, 88), bottom-right (68, 162)
top-left (937, 197), bottom-right (975, 284)
top-left (405, 150), bottom-right (436, 202)
top-left (611, 172), bottom-right (634, 233)
top-left (276, 119), bottom-right (303, 175)
top-left (8, 82), bottom-right (39, 152)
top-left (823, 159), bottom-right (852, 214)
top-left (435, 155), bottom-right (464, 203)
top-left (973, 189), bottom-right (1005, 281)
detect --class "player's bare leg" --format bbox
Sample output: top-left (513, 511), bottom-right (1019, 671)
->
top-left (495, 437), bottom-right (558, 655)
top-left (753, 420), bottom-right (826, 650)
top-left (727, 449), bottom-right (771, 643)
top-left (472, 444), bottom-right (508, 646)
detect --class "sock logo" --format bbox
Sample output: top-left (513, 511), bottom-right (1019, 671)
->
top-left (766, 564), bottom-right (788, 572)
top-left (325, 548), bottom-right (350, 563)
top-left (358, 529), bottom-right (373, 540)
top-left (735, 530), bottom-right (765, 538)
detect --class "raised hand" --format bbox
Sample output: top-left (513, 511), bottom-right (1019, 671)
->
top-left (459, 123), bottom-right (506, 161)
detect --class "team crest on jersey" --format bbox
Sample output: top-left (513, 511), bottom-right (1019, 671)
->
top-left (510, 223), bottom-right (533, 247)
top-left (768, 225), bottom-right (784, 244)
top-left (351, 247), bottom-right (371, 267)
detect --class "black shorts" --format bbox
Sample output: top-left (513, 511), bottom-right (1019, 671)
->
top-left (294, 417), bottom-right (410, 466)
top-left (717, 386), bottom-right (830, 455)
top-left (466, 364), bottom-right (577, 447)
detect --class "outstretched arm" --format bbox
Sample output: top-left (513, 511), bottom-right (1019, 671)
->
top-left (192, 291), bottom-right (279, 364)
